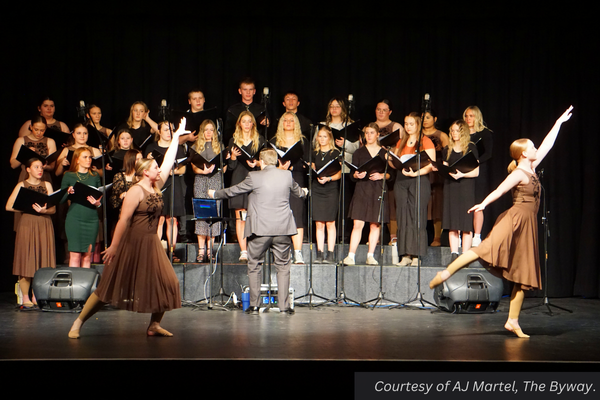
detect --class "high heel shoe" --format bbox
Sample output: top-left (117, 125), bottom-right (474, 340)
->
top-left (197, 247), bottom-right (205, 263)
top-left (429, 270), bottom-right (451, 289)
top-left (68, 329), bottom-right (80, 339)
top-left (505, 321), bottom-right (530, 338)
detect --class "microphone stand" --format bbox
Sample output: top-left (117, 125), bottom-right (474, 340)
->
top-left (394, 103), bottom-right (436, 310)
top-left (362, 147), bottom-right (401, 309)
top-left (331, 97), bottom-right (360, 306)
top-left (86, 111), bottom-right (110, 251)
top-left (205, 118), bottom-right (231, 309)
top-left (295, 125), bottom-right (332, 308)
top-left (522, 171), bottom-right (572, 315)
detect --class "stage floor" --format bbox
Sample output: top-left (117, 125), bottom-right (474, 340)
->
top-left (1, 293), bottom-right (599, 363)
top-left (2, 293), bottom-right (599, 395)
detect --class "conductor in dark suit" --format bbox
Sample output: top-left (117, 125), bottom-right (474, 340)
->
top-left (209, 148), bottom-right (307, 314)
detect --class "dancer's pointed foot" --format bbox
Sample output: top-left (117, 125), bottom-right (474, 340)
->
top-left (505, 320), bottom-right (530, 338)
top-left (147, 326), bottom-right (173, 337)
top-left (429, 270), bottom-right (451, 289)
top-left (68, 319), bottom-right (82, 339)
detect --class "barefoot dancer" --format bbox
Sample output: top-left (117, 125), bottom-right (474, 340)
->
top-left (429, 106), bottom-right (573, 338)
top-left (68, 118), bottom-right (189, 339)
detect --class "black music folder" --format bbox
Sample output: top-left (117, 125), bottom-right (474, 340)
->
top-left (16, 145), bottom-right (60, 165)
top-left (433, 151), bottom-right (479, 179)
top-left (13, 186), bottom-right (67, 214)
top-left (378, 129), bottom-right (401, 148)
top-left (270, 141), bottom-right (304, 165)
top-left (344, 155), bottom-right (386, 178)
top-left (311, 158), bottom-right (342, 178)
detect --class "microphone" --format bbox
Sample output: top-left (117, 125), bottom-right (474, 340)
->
top-left (262, 87), bottom-right (270, 104)
top-left (422, 93), bottom-right (431, 114)
top-left (77, 100), bottom-right (87, 122)
top-left (216, 118), bottom-right (223, 140)
top-left (538, 168), bottom-right (544, 179)
top-left (347, 94), bottom-right (355, 114)
top-left (158, 99), bottom-right (168, 121)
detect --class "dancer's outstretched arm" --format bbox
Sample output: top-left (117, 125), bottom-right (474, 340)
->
top-left (468, 169), bottom-right (528, 214)
top-left (533, 105), bottom-right (573, 168)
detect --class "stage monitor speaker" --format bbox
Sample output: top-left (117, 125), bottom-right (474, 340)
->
top-left (433, 268), bottom-right (503, 314)
top-left (32, 267), bottom-right (100, 312)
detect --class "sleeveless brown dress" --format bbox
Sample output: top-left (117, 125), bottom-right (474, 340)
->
top-left (12, 181), bottom-right (56, 278)
top-left (94, 186), bottom-right (181, 313)
top-left (472, 169), bottom-right (541, 290)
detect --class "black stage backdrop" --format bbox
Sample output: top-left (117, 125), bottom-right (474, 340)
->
top-left (1, 10), bottom-right (598, 297)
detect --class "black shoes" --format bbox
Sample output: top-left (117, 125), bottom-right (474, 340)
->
top-left (245, 306), bottom-right (259, 315)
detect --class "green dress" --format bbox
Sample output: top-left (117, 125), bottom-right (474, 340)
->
top-left (61, 171), bottom-right (101, 253)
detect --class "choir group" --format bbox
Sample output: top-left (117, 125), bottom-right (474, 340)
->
top-left (8, 77), bottom-right (494, 308)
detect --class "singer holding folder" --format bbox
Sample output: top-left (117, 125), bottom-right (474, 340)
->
top-left (312, 126), bottom-right (341, 263)
top-left (6, 159), bottom-right (56, 308)
top-left (60, 147), bottom-right (102, 269)
top-left (440, 120), bottom-right (480, 259)
top-left (391, 112), bottom-right (436, 266)
top-left (342, 123), bottom-right (389, 266)
top-left (10, 115), bottom-right (57, 184)
top-left (227, 111), bottom-right (265, 262)
top-left (191, 119), bottom-right (227, 262)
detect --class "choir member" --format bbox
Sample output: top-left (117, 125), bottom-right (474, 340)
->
top-left (10, 115), bottom-right (57, 184)
top-left (271, 112), bottom-right (308, 264)
top-left (227, 111), bottom-right (265, 262)
top-left (463, 106), bottom-right (493, 246)
top-left (441, 120), bottom-right (479, 259)
top-left (192, 120), bottom-right (226, 262)
top-left (18, 97), bottom-right (70, 137)
top-left (391, 113), bottom-right (436, 266)
top-left (311, 126), bottom-right (341, 263)
top-left (61, 147), bottom-right (102, 269)
top-left (6, 159), bottom-right (56, 308)
top-left (343, 123), bottom-right (390, 265)
top-left (422, 109), bottom-right (449, 246)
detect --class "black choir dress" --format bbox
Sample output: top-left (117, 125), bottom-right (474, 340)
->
top-left (442, 143), bottom-right (479, 233)
top-left (270, 138), bottom-right (308, 230)
top-left (311, 148), bottom-right (341, 222)
top-left (227, 136), bottom-right (265, 210)
top-left (347, 146), bottom-right (389, 224)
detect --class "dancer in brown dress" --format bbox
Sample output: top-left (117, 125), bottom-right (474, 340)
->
top-left (68, 118), bottom-right (189, 339)
top-left (6, 159), bottom-right (56, 308)
top-left (429, 106), bottom-right (573, 338)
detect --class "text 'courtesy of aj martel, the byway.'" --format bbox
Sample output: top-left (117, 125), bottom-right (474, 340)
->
top-left (355, 372), bottom-right (598, 399)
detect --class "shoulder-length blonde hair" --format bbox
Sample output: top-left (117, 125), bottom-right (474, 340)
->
top-left (463, 106), bottom-right (492, 133)
top-left (275, 112), bottom-right (305, 148)
top-left (446, 120), bottom-right (472, 161)
top-left (127, 101), bottom-right (148, 128)
top-left (194, 119), bottom-right (222, 154)
top-left (233, 111), bottom-right (260, 153)
top-left (313, 125), bottom-right (334, 152)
